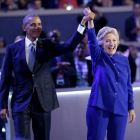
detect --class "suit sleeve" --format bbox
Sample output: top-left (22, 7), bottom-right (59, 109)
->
top-left (126, 58), bottom-right (134, 110)
top-left (0, 45), bottom-right (13, 110)
top-left (51, 31), bottom-right (84, 58)
top-left (87, 28), bottom-right (101, 61)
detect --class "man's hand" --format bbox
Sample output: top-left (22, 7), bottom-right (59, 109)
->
top-left (83, 7), bottom-right (91, 15)
top-left (131, 27), bottom-right (140, 34)
top-left (83, 7), bottom-right (95, 19)
top-left (57, 62), bottom-right (71, 70)
top-left (0, 109), bottom-right (9, 123)
top-left (129, 109), bottom-right (136, 123)
top-left (81, 7), bottom-right (95, 26)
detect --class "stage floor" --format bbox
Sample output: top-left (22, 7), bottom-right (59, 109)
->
top-left (5, 83), bottom-right (140, 140)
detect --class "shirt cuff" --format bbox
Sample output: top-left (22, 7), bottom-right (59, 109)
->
top-left (77, 24), bottom-right (86, 34)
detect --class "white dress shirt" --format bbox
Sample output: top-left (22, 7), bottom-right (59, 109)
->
top-left (77, 24), bottom-right (86, 34)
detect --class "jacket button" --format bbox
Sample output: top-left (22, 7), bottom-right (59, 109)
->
top-left (32, 74), bottom-right (34, 77)
top-left (115, 93), bottom-right (117, 95)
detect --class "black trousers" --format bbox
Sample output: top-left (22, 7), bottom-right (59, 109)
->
top-left (12, 89), bottom-right (51, 140)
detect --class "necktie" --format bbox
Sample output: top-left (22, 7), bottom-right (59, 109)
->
top-left (28, 43), bottom-right (35, 72)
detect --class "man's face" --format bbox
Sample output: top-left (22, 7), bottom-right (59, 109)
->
top-left (102, 33), bottom-right (118, 56)
top-left (0, 41), bottom-right (4, 48)
top-left (133, 4), bottom-right (140, 16)
top-left (35, 0), bottom-right (42, 9)
top-left (130, 47), bottom-right (138, 57)
top-left (48, 31), bottom-right (60, 44)
top-left (6, 0), bottom-right (14, 5)
top-left (75, 43), bottom-right (86, 58)
top-left (22, 17), bottom-right (42, 41)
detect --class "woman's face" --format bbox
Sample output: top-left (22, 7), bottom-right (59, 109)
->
top-left (102, 33), bottom-right (118, 55)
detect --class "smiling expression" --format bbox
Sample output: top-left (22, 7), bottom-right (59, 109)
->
top-left (22, 17), bottom-right (42, 42)
top-left (102, 33), bottom-right (118, 56)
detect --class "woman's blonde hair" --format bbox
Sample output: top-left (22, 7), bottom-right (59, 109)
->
top-left (96, 26), bottom-right (119, 46)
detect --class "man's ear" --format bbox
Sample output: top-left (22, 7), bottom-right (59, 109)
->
top-left (22, 25), bottom-right (26, 32)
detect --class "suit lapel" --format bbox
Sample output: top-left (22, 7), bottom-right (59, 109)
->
top-left (18, 39), bottom-right (31, 72)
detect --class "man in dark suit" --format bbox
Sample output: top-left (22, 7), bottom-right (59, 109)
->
top-left (49, 30), bottom-right (92, 88)
top-left (125, 3), bottom-right (140, 41)
top-left (0, 14), bottom-right (92, 140)
top-left (48, 30), bottom-right (76, 88)
top-left (50, 53), bottom-right (76, 88)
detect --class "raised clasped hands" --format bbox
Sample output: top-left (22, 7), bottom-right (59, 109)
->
top-left (83, 7), bottom-right (95, 21)
top-left (81, 7), bottom-right (95, 26)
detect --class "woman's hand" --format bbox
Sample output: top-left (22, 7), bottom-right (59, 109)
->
top-left (83, 7), bottom-right (92, 16)
top-left (81, 8), bottom-right (95, 28)
top-left (83, 8), bottom-right (95, 20)
top-left (129, 109), bottom-right (136, 123)
top-left (82, 7), bottom-right (95, 29)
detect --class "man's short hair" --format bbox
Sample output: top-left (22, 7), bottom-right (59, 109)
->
top-left (23, 14), bottom-right (40, 25)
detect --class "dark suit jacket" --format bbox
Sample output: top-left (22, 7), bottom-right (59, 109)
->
top-left (0, 31), bottom-right (84, 112)
top-left (128, 54), bottom-right (137, 83)
top-left (51, 54), bottom-right (93, 88)
top-left (125, 15), bottom-right (137, 41)
top-left (51, 53), bottom-right (77, 88)
top-left (85, 60), bottom-right (93, 86)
